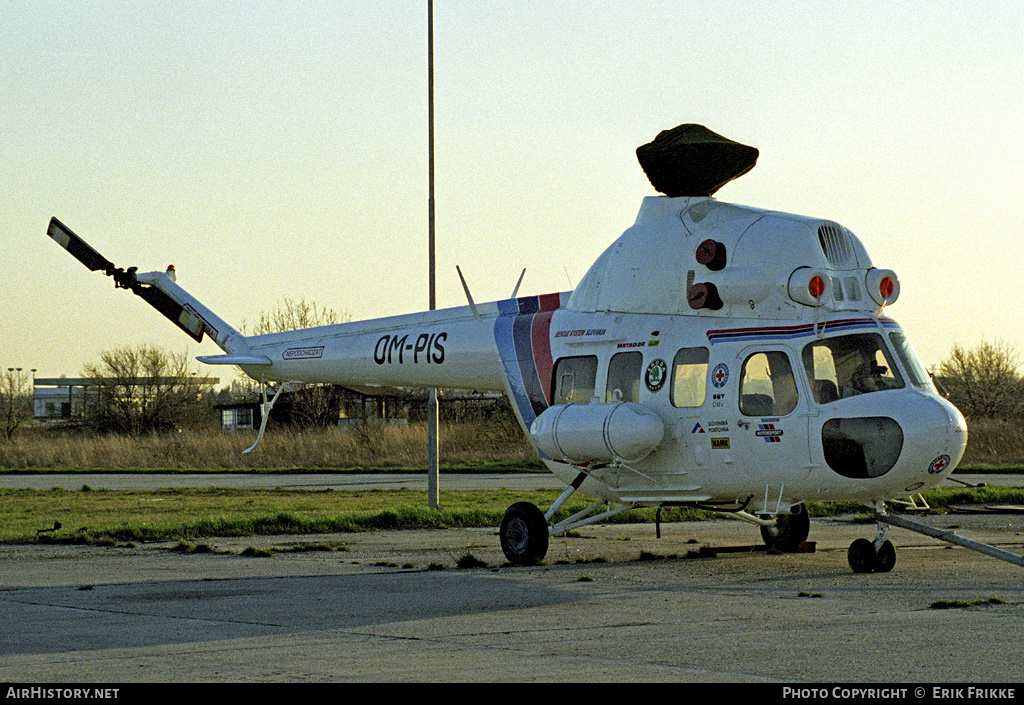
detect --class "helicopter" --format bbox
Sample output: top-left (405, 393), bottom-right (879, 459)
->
top-left (47, 123), bottom-right (968, 573)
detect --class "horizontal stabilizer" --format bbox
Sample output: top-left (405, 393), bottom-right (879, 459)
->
top-left (197, 354), bottom-right (273, 366)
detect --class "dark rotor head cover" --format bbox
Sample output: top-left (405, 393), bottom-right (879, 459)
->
top-left (636, 124), bottom-right (759, 197)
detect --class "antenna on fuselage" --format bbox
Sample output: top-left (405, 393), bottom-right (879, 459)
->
top-left (455, 265), bottom-right (480, 319)
top-left (511, 268), bottom-right (526, 299)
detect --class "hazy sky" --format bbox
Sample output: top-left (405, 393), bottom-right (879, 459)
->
top-left (2, 1), bottom-right (1022, 384)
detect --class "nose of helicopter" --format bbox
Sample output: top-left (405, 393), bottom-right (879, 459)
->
top-left (817, 391), bottom-right (967, 496)
top-left (899, 393), bottom-right (968, 488)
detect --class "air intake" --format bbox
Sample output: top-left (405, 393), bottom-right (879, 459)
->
top-left (817, 222), bottom-right (857, 269)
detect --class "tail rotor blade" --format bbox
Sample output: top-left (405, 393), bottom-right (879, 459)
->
top-left (133, 285), bottom-right (206, 343)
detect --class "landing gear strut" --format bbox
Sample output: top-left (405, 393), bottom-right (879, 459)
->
top-left (500, 471), bottom-right (633, 565)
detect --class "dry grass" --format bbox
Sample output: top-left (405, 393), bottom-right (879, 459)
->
top-left (959, 418), bottom-right (1024, 467)
top-left (0, 420), bottom-right (537, 470)
top-left (2, 416), bottom-right (1022, 470)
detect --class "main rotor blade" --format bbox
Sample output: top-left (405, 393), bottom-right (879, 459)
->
top-left (47, 218), bottom-right (114, 273)
top-left (132, 284), bottom-right (206, 343)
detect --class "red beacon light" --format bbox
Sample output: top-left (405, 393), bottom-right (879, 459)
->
top-left (866, 268), bottom-right (899, 306)
top-left (788, 267), bottom-right (831, 307)
top-left (808, 275), bottom-right (826, 298)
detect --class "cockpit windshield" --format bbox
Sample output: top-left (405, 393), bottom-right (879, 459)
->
top-left (802, 333), bottom-right (903, 404)
top-left (888, 331), bottom-right (936, 390)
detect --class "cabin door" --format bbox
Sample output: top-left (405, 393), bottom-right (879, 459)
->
top-left (730, 347), bottom-right (809, 511)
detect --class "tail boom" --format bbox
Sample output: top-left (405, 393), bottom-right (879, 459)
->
top-left (237, 303), bottom-right (507, 391)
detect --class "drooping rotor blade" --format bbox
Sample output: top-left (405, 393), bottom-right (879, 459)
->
top-left (132, 284), bottom-right (206, 343)
top-left (48, 218), bottom-right (115, 273)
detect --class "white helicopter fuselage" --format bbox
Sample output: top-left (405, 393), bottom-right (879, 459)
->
top-left (214, 194), bottom-right (966, 517)
top-left (46, 122), bottom-right (974, 571)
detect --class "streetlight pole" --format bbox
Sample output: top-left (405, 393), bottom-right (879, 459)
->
top-left (426, 0), bottom-right (440, 509)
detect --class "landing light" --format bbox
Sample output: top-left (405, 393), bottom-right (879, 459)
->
top-left (788, 267), bottom-right (831, 307)
top-left (809, 275), bottom-right (825, 298)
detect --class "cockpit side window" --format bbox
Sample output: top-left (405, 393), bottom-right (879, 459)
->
top-left (552, 355), bottom-right (598, 405)
top-left (739, 351), bottom-right (799, 416)
top-left (606, 351), bottom-right (642, 403)
top-left (802, 333), bottom-right (903, 404)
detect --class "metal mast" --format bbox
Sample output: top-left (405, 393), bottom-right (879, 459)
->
top-left (426, 0), bottom-right (439, 509)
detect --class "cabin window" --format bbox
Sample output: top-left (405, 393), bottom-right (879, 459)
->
top-left (801, 333), bottom-right (903, 404)
top-left (606, 352), bottom-right (642, 403)
top-left (552, 355), bottom-right (598, 405)
top-left (671, 347), bottom-right (709, 408)
top-left (740, 351), bottom-right (799, 416)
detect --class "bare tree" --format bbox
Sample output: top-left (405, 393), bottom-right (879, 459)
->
top-left (245, 296), bottom-right (351, 335)
top-left (1, 367), bottom-right (32, 441)
top-left (242, 298), bottom-right (353, 426)
top-left (83, 345), bottom-right (215, 434)
top-left (936, 339), bottom-right (1024, 421)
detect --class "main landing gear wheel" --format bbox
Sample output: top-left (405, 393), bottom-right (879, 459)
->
top-left (847, 538), bottom-right (896, 573)
top-left (760, 504), bottom-right (810, 552)
top-left (500, 501), bottom-right (549, 565)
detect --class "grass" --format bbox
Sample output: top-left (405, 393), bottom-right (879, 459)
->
top-left (1, 416), bottom-right (1022, 546)
top-left (0, 486), bottom-right (707, 545)
top-left (929, 596), bottom-right (1007, 610)
top-left (0, 422), bottom-right (538, 470)
top-left (0, 459), bottom-right (547, 475)
top-left (2, 484), bottom-right (1023, 546)
top-left (956, 419), bottom-right (1024, 467)
top-left (456, 552), bottom-right (488, 569)
top-left (5, 416), bottom-right (1023, 471)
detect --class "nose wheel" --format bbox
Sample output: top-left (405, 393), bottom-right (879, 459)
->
top-left (848, 518), bottom-right (896, 573)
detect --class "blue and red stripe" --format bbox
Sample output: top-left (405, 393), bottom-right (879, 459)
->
top-left (707, 317), bottom-right (899, 345)
top-left (494, 292), bottom-right (565, 426)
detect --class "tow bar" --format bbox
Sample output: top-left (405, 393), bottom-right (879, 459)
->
top-left (877, 512), bottom-right (1024, 568)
